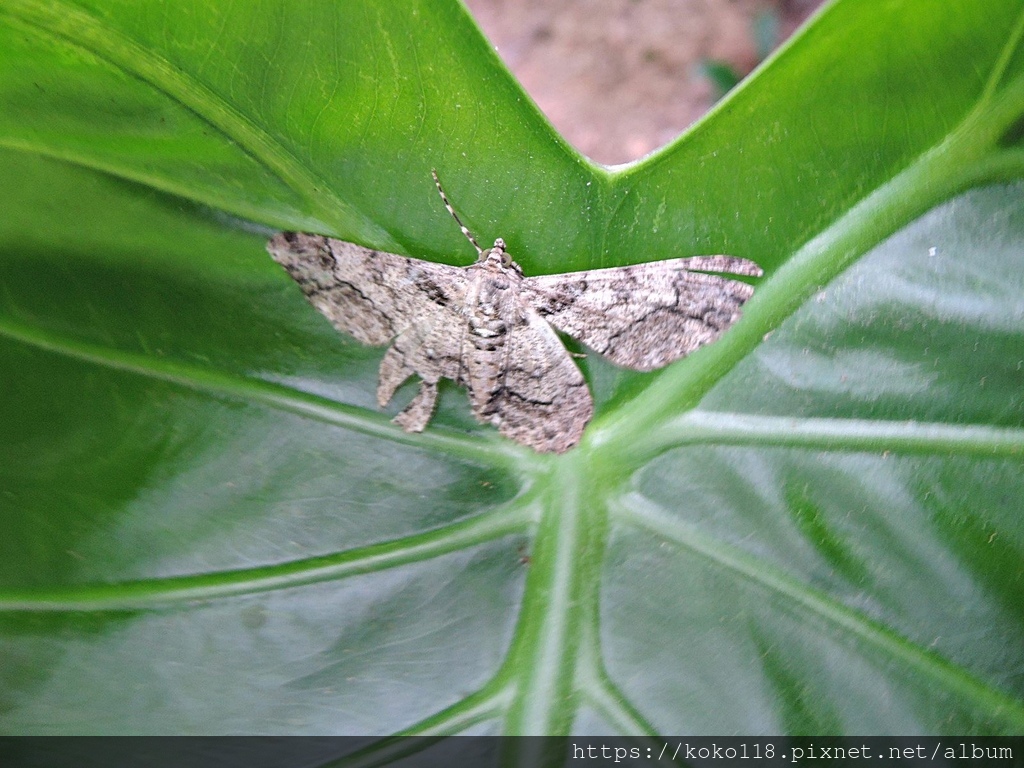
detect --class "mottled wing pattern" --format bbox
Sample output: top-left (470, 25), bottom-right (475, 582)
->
top-left (465, 299), bottom-right (593, 454)
top-left (270, 230), bottom-right (761, 453)
top-left (267, 232), bottom-right (468, 346)
top-left (522, 256), bottom-right (763, 371)
top-left (374, 302), bottom-right (470, 430)
top-left (268, 232), bottom-right (470, 429)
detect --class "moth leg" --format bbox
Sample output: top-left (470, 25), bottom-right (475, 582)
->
top-left (393, 381), bottom-right (438, 433)
top-left (377, 344), bottom-right (414, 407)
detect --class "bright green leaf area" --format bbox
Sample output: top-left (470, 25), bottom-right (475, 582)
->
top-left (1, 0), bottom-right (1023, 745)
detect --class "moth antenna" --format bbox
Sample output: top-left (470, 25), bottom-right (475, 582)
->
top-left (432, 169), bottom-right (481, 255)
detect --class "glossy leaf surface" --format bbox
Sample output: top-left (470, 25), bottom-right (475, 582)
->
top-left (1, 0), bottom-right (1023, 745)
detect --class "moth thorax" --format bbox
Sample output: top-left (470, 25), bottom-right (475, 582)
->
top-left (482, 239), bottom-right (518, 272)
top-left (482, 276), bottom-right (510, 294)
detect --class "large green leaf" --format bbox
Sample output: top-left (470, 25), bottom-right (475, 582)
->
top-left (1, 0), bottom-right (1023, 745)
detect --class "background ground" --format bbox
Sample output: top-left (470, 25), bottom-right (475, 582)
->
top-left (464, 0), bottom-right (826, 164)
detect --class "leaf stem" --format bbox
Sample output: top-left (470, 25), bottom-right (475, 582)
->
top-left (500, 454), bottom-right (606, 737)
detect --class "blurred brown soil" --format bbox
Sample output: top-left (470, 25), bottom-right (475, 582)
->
top-left (463, 0), bottom-right (825, 165)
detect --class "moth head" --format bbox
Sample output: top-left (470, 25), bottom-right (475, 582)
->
top-left (482, 238), bottom-right (521, 273)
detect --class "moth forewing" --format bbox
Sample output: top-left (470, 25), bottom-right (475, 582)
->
top-left (521, 255), bottom-right (762, 371)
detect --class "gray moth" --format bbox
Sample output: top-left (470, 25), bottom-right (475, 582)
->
top-left (267, 172), bottom-right (762, 453)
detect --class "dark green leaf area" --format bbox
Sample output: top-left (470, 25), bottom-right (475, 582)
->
top-left (0, 19), bottom-right (315, 231)
top-left (0, 340), bottom-right (515, 588)
top-left (703, 185), bottom-right (1024, 426)
top-left (0, 154), bottom-right (518, 590)
top-left (0, 541), bottom-right (526, 735)
top-left (0, 0), bottom-right (593, 258)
